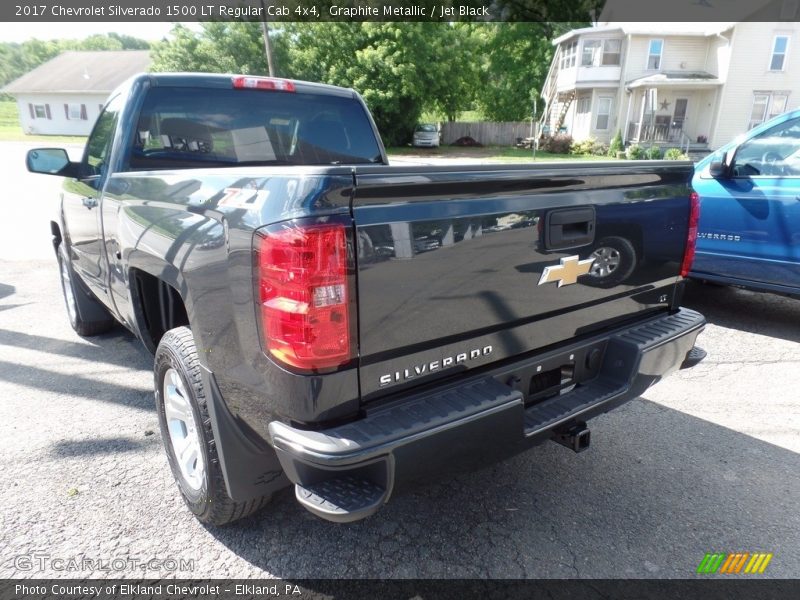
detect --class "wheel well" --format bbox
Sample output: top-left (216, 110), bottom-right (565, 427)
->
top-left (130, 269), bottom-right (189, 352)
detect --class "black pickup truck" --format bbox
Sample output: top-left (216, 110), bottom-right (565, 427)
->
top-left (27, 74), bottom-right (705, 525)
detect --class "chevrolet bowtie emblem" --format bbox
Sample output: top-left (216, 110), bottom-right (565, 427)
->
top-left (538, 255), bottom-right (595, 287)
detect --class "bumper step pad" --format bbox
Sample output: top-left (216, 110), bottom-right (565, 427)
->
top-left (295, 475), bottom-right (386, 523)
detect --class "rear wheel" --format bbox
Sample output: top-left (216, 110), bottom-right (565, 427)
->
top-left (154, 327), bottom-right (271, 526)
top-left (57, 243), bottom-right (115, 336)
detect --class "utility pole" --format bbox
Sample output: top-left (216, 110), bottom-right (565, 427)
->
top-left (532, 98), bottom-right (537, 161)
top-left (259, 0), bottom-right (275, 76)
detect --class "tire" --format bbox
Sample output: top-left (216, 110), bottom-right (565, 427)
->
top-left (57, 243), bottom-right (115, 336)
top-left (585, 236), bottom-right (637, 287)
top-left (154, 327), bottom-right (271, 526)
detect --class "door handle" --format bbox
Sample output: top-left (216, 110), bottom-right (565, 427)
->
top-left (82, 197), bottom-right (98, 209)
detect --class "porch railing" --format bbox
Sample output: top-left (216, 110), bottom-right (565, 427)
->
top-left (627, 122), bottom-right (685, 144)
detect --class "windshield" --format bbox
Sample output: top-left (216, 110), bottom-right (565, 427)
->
top-left (129, 86), bottom-right (382, 170)
top-left (415, 124), bottom-right (437, 133)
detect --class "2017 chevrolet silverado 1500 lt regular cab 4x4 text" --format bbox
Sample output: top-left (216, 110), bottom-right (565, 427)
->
top-left (27, 74), bottom-right (706, 525)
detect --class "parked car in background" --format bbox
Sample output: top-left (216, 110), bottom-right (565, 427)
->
top-left (691, 108), bottom-right (800, 296)
top-left (412, 123), bottom-right (440, 147)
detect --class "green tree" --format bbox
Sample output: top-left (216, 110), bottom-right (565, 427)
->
top-left (425, 23), bottom-right (479, 121)
top-left (286, 23), bottom-right (478, 144)
top-left (151, 22), bottom-right (289, 76)
top-left (473, 22), bottom-right (585, 122)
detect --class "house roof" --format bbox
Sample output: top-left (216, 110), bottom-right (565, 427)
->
top-left (626, 71), bottom-right (723, 89)
top-left (2, 50), bottom-right (151, 94)
top-left (553, 22), bottom-right (736, 45)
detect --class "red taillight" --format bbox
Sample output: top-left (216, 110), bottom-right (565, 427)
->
top-left (232, 76), bottom-right (295, 92)
top-left (256, 220), bottom-right (353, 372)
top-left (680, 191), bottom-right (701, 277)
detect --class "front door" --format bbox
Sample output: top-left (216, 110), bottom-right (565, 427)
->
top-left (693, 115), bottom-right (800, 289)
top-left (61, 95), bottom-right (122, 301)
top-left (672, 98), bottom-right (688, 142)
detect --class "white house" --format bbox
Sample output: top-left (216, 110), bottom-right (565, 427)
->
top-left (540, 21), bottom-right (800, 152)
top-left (2, 50), bottom-right (151, 136)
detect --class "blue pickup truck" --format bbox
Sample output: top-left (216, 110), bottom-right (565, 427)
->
top-left (691, 108), bottom-right (800, 296)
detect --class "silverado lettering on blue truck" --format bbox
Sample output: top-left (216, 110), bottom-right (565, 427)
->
top-left (26, 73), bottom-right (706, 525)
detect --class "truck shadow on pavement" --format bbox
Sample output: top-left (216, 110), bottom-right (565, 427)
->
top-left (0, 326), bottom-right (154, 412)
top-left (207, 399), bottom-right (800, 578)
top-left (682, 280), bottom-right (800, 344)
top-left (0, 282), bottom-right (15, 301)
top-left (51, 436), bottom-right (149, 457)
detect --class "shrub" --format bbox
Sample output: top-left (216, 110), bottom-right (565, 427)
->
top-left (608, 130), bottom-right (623, 157)
top-left (542, 134), bottom-right (573, 154)
top-left (570, 137), bottom-right (596, 155)
top-left (570, 138), bottom-right (609, 156)
top-left (626, 144), bottom-right (645, 160)
top-left (645, 146), bottom-right (663, 160)
top-left (664, 147), bottom-right (689, 160)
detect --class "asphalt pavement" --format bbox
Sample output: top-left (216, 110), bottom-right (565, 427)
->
top-left (0, 141), bottom-right (798, 579)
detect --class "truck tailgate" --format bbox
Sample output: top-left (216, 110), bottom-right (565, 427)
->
top-left (352, 162), bottom-right (694, 400)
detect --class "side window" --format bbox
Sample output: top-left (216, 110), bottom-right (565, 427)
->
top-left (732, 116), bottom-right (800, 177)
top-left (84, 95), bottom-right (123, 182)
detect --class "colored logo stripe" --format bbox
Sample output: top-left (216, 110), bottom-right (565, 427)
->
top-left (697, 553), bottom-right (772, 574)
top-left (697, 553), bottom-right (725, 573)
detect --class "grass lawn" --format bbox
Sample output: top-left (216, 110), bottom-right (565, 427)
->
top-left (0, 100), bottom-right (87, 143)
top-left (387, 145), bottom-right (617, 162)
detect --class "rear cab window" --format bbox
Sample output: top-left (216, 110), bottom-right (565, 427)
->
top-left (129, 85), bottom-right (382, 170)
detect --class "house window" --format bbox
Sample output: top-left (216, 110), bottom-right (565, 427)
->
top-left (34, 104), bottom-right (47, 119)
top-left (580, 39), bottom-right (621, 67)
top-left (560, 41), bottom-right (577, 68)
top-left (65, 103), bottom-right (88, 121)
top-left (602, 39), bottom-right (621, 65)
top-left (647, 39), bottom-right (663, 70)
top-left (577, 97), bottom-right (591, 114)
top-left (749, 92), bottom-right (789, 129)
top-left (595, 97), bottom-right (612, 130)
top-left (582, 40), bottom-right (601, 66)
top-left (769, 35), bottom-right (789, 71)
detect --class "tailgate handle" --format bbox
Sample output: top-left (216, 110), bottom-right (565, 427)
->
top-left (545, 207), bottom-right (596, 250)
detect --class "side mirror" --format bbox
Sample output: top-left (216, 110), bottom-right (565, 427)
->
top-left (708, 160), bottom-right (727, 178)
top-left (26, 148), bottom-right (79, 177)
top-left (708, 146), bottom-right (737, 179)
